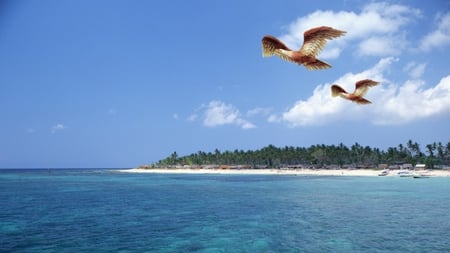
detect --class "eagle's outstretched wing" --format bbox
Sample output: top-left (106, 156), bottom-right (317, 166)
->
top-left (299, 26), bottom-right (346, 57)
top-left (331, 84), bottom-right (348, 97)
top-left (353, 79), bottom-right (379, 97)
top-left (262, 35), bottom-right (290, 56)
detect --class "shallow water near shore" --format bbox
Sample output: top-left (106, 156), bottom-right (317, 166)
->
top-left (1, 169), bottom-right (450, 252)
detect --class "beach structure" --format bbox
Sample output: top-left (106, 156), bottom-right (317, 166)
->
top-left (415, 164), bottom-right (427, 170)
top-left (325, 164), bottom-right (340, 169)
top-left (285, 164), bottom-right (305, 169)
top-left (202, 165), bottom-right (220, 170)
top-left (219, 165), bottom-right (252, 170)
top-left (356, 164), bottom-right (373, 169)
top-left (261, 26), bottom-right (346, 70)
top-left (402, 163), bottom-right (413, 170)
top-left (378, 164), bottom-right (389, 170)
top-left (388, 164), bottom-right (401, 170)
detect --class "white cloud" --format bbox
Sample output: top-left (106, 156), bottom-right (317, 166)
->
top-left (357, 35), bottom-right (406, 56)
top-left (282, 83), bottom-right (339, 127)
top-left (190, 105), bottom-right (272, 128)
top-left (420, 12), bottom-right (450, 51)
top-left (202, 101), bottom-right (256, 129)
top-left (279, 2), bottom-right (420, 58)
top-left (279, 57), bottom-right (450, 127)
top-left (51, 124), bottom-right (66, 133)
top-left (239, 121), bottom-right (257, 130)
top-left (282, 57), bottom-right (394, 126)
top-left (403, 61), bottom-right (427, 79)
top-left (374, 76), bottom-right (450, 125)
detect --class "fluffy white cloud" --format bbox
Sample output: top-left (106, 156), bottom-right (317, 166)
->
top-left (374, 76), bottom-right (450, 125)
top-left (420, 12), bottom-right (450, 51)
top-left (282, 57), bottom-right (394, 126)
top-left (282, 83), bottom-right (345, 126)
top-left (280, 57), bottom-right (450, 126)
top-left (202, 101), bottom-right (256, 129)
top-left (279, 2), bottom-right (421, 58)
top-left (357, 35), bottom-right (407, 56)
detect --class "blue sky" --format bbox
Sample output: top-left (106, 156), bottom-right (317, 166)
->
top-left (1, 0), bottom-right (449, 168)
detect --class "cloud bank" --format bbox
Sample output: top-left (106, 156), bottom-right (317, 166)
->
top-left (281, 58), bottom-right (450, 126)
top-left (376, 75), bottom-right (450, 125)
top-left (279, 2), bottom-right (421, 58)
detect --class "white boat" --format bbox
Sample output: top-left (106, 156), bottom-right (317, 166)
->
top-left (378, 170), bottom-right (389, 176)
top-left (397, 170), bottom-right (414, 177)
top-left (413, 172), bottom-right (430, 179)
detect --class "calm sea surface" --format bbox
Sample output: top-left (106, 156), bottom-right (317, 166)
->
top-left (1, 169), bottom-right (450, 252)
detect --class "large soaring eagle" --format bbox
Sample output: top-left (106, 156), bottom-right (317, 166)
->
top-left (331, 79), bottom-right (380, 105)
top-left (261, 26), bottom-right (346, 70)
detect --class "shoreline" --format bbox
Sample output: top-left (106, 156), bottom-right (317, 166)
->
top-left (117, 168), bottom-right (450, 177)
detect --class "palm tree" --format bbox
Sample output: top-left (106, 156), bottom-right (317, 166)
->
top-left (436, 142), bottom-right (445, 164)
top-left (407, 140), bottom-right (421, 157)
top-left (351, 142), bottom-right (363, 164)
top-left (426, 144), bottom-right (435, 157)
top-left (425, 143), bottom-right (437, 169)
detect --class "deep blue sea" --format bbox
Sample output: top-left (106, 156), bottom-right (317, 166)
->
top-left (1, 169), bottom-right (450, 252)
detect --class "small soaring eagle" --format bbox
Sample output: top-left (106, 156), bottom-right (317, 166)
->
top-left (261, 26), bottom-right (346, 70)
top-left (331, 79), bottom-right (380, 105)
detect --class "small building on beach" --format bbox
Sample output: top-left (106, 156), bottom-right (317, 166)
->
top-left (402, 164), bottom-right (413, 170)
top-left (388, 164), bottom-right (400, 170)
top-left (378, 164), bottom-right (389, 170)
top-left (415, 164), bottom-right (427, 170)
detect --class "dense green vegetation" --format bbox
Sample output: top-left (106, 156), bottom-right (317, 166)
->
top-left (156, 140), bottom-right (450, 169)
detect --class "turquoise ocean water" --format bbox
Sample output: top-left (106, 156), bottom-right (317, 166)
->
top-left (1, 169), bottom-right (450, 252)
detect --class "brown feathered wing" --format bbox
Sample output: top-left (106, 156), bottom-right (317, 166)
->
top-left (300, 26), bottom-right (346, 70)
top-left (353, 79), bottom-right (380, 97)
top-left (299, 26), bottom-right (346, 57)
top-left (331, 85), bottom-right (348, 97)
top-left (353, 97), bottom-right (372, 105)
top-left (261, 35), bottom-right (294, 63)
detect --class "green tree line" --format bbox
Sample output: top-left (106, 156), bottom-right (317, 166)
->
top-left (155, 140), bottom-right (450, 169)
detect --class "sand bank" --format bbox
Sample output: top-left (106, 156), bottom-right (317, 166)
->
top-left (118, 168), bottom-right (450, 177)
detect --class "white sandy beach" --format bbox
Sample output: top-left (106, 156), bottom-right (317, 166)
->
top-left (118, 168), bottom-right (450, 177)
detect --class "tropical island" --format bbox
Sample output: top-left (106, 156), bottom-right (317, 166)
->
top-left (123, 140), bottom-right (450, 177)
